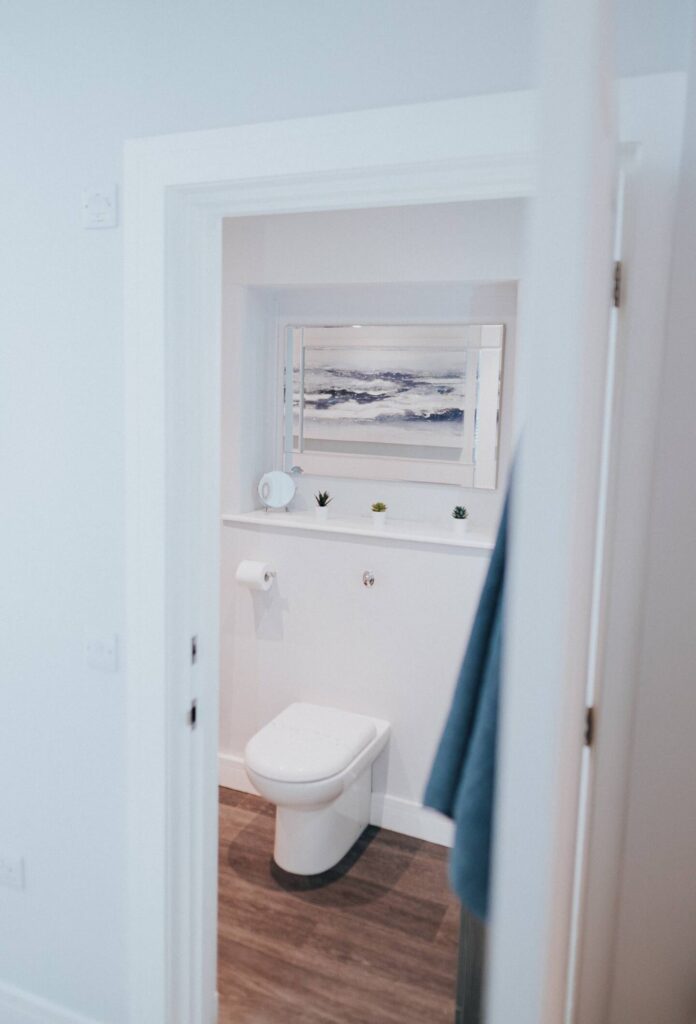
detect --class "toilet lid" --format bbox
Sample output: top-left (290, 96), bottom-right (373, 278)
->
top-left (245, 703), bottom-right (378, 783)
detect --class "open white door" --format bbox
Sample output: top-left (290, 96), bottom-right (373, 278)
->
top-left (486, 2), bottom-right (618, 1023)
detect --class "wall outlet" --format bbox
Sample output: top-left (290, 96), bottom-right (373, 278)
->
top-left (85, 633), bottom-right (119, 672)
top-left (82, 186), bottom-right (118, 229)
top-left (0, 854), bottom-right (25, 890)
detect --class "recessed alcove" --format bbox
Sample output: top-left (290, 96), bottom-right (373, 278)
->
top-left (221, 200), bottom-right (523, 532)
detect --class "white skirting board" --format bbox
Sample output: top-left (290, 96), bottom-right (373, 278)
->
top-left (219, 753), bottom-right (454, 848)
top-left (369, 792), bottom-right (454, 847)
top-left (0, 981), bottom-right (101, 1024)
top-left (219, 752), bottom-right (261, 796)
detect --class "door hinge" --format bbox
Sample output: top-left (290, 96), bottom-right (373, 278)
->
top-left (191, 635), bottom-right (198, 665)
top-left (188, 699), bottom-right (197, 730)
top-left (613, 260), bottom-right (623, 308)
top-left (584, 705), bottom-right (595, 748)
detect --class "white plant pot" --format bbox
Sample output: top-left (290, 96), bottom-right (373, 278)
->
top-left (315, 505), bottom-right (330, 522)
top-left (371, 510), bottom-right (387, 530)
top-left (452, 517), bottom-right (469, 536)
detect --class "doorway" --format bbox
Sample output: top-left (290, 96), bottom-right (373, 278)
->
top-left (124, 95), bottom-right (536, 1023)
top-left (216, 201), bottom-right (521, 1021)
top-left (123, 78), bottom-right (682, 1024)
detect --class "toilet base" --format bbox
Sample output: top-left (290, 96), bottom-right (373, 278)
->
top-left (273, 767), bottom-right (372, 875)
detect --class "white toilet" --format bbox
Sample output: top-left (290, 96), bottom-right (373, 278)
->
top-left (244, 702), bottom-right (390, 875)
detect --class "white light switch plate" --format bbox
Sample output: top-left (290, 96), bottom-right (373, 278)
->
top-left (82, 186), bottom-right (118, 228)
top-left (85, 633), bottom-right (119, 672)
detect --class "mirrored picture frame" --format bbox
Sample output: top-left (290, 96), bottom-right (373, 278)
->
top-left (281, 323), bottom-right (504, 489)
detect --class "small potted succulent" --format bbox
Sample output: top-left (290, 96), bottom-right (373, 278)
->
top-left (452, 505), bottom-right (469, 535)
top-left (371, 501), bottom-right (388, 529)
top-left (314, 490), bottom-right (332, 522)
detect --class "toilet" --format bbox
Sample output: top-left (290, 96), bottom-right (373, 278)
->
top-left (244, 702), bottom-right (391, 875)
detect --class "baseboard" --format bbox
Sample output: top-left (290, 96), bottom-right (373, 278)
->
top-left (219, 753), bottom-right (453, 847)
top-left (0, 981), bottom-right (101, 1024)
top-left (218, 752), bottom-right (259, 796)
top-left (370, 792), bottom-right (454, 847)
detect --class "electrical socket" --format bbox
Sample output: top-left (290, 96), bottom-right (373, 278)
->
top-left (85, 633), bottom-right (119, 672)
top-left (82, 186), bottom-right (118, 229)
top-left (0, 854), bottom-right (25, 890)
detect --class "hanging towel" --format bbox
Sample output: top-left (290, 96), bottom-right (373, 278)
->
top-left (424, 490), bottom-right (509, 920)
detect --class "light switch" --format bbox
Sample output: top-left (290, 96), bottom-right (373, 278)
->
top-left (85, 633), bottom-right (119, 672)
top-left (82, 186), bottom-right (118, 229)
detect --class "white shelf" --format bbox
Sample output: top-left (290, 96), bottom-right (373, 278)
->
top-left (221, 509), bottom-right (494, 552)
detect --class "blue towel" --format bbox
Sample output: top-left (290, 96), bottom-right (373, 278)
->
top-left (424, 492), bottom-right (509, 920)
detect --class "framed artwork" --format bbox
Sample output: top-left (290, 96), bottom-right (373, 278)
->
top-left (283, 323), bottom-right (504, 488)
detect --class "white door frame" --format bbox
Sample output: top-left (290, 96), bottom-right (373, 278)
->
top-left (123, 77), bottom-right (684, 1024)
top-left (571, 72), bottom-right (687, 1024)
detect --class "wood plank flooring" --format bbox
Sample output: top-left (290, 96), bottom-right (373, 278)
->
top-left (218, 788), bottom-right (459, 1024)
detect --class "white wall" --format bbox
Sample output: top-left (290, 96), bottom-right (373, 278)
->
top-left (0, 1), bottom-right (692, 1021)
top-left (220, 286), bottom-right (277, 514)
top-left (219, 203), bottom-right (518, 842)
top-left (608, 23), bottom-right (696, 1024)
top-left (223, 202), bottom-right (525, 286)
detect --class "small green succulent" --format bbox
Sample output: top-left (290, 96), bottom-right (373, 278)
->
top-left (371, 501), bottom-right (387, 513)
top-left (315, 490), bottom-right (332, 507)
top-left (452, 505), bottom-right (469, 520)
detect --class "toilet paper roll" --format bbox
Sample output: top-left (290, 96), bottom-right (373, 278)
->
top-left (235, 560), bottom-right (276, 591)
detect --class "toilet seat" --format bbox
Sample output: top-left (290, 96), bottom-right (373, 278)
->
top-left (245, 703), bottom-right (378, 784)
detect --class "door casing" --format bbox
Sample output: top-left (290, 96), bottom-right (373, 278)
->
top-left (123, 76), bottom-right (685, 1024)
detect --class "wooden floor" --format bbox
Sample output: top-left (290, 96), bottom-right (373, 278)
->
top-left (218, 788), bottom-right (459, 1024)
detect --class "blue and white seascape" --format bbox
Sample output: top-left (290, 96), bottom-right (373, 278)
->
top-left (296, 346), bottom-right (467, 449)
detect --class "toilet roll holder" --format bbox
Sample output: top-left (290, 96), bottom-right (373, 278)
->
top-left (235, 560), bottom-right (278, 590)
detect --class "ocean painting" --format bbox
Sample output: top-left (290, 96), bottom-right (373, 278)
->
top-left (295, 345), bottom-right (467, 449)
